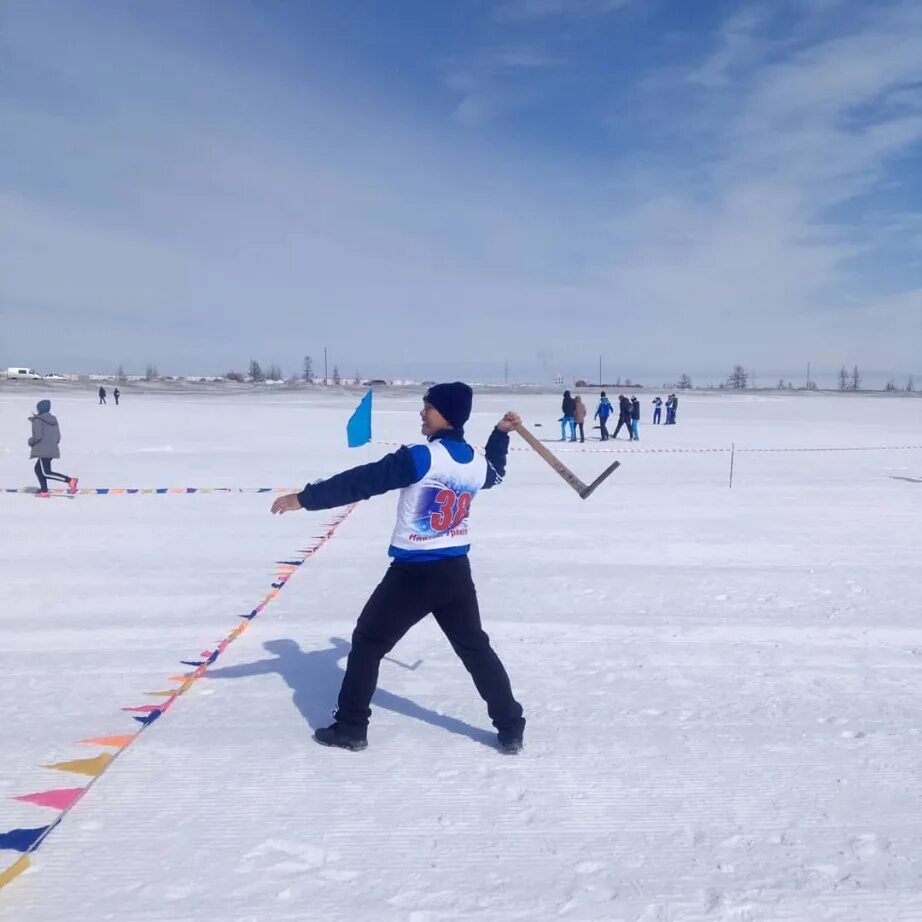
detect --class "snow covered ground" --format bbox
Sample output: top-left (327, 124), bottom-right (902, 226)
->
top-left (1, 388), bottom-right (921, 921)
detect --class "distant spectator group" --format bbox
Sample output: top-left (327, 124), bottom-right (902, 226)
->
top-left (98, 386), bottom-right (121, 406)
top-left (559, 390), bottom-right (680, 442)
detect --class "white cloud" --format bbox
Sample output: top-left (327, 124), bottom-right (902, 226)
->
top-left (1, 0), bottom-right (920, 383)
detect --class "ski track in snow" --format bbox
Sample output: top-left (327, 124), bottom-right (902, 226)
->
top-left (1, 389), bottom-right (921, 921)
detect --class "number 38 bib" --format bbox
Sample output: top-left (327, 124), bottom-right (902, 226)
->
top-left (389, 441), bottom-right (488, 555)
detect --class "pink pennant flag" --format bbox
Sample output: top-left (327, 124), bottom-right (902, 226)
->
top-left (121, 704), bottom-right (160, 713)
top-left (14, 787), bottom-right (85, 811)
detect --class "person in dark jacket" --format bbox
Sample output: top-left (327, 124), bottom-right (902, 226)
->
top-left (630, 396), bottom-right (640, 441)
top-left (270, 382), bottom-right (526, 754)
top-left (28, 400), bottom-right (78, 496)
top-left (560, 390), bottom-right (576, 441)
top-left (594, 392), bottom-right (613, 440)
top-left (613, 395), bottom-right (632, 439)
top-left (114, 387), bottom-right (120, 406)
top-left (98, 386), bottom-right (107, 405)
top-left (671, 393), bottom-right (679, 423)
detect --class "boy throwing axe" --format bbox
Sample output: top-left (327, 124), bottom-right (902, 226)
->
top-left (271, 382), bottom-right (526, 754)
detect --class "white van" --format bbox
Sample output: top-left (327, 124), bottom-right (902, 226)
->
top-left (5, 368), bottom-right (43, 380)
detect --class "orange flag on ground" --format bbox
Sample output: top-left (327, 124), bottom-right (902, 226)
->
top-left (79, 735), bottom-right (135, 748)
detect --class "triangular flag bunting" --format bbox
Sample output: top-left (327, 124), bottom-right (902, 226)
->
top-left (14, 787), bottom-right (85, 811)
top-left (43, 753), bottom-right (112, 777)
top-left (133, 711), bottom-right (161, 726)
top-left (0, 854), bottom-right (31, 890)
top-left (79, 735), bottom-right (135, 748)
top-left (0, 827), bottom-right (50, 851)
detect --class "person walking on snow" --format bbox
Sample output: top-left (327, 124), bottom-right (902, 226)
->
top-left (114, 387), bottom-right (120, 406)
top-left (29, 400), bottom-right (78, 497)
top-left (560, 390), bottom-right (576, 441)
top-left (613, 395), bottom-right (632, 440)
top-left (98, 386), bottom-right (107, 405)
top-left (573, 395), bottom-right (587, 443)
top-left (594, 392), bottom-right (613, 440)
top-left (630, 396), bottom-right (640, 441)
top-left (652, 396), bottom-right (662, 424)
top-left (270, 382), bottom-right (526, 754)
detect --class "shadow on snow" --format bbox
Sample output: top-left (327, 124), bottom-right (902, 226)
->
top-left (205, 636), bottom-right (495, 748)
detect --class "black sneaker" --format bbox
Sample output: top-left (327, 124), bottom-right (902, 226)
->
top-left (313, 723), bottom-right (368, 751)
top-left (497, 733), bottom-right (524, 755)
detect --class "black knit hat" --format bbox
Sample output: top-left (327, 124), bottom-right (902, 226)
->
top-left (423, 382), bottom-right (473, 429)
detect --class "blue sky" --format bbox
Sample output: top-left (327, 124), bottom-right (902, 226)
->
top-left (2, 0), bottom-right (921, 385)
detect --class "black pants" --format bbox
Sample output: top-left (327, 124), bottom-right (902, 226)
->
top-left (336, 556), bottom-right (525, 740)
top-left (576, 422), bottom-right (584, 442)
top-left (599, 418), bottom-right (609, 440)
top-left (34, 458), bottom-right (71, 492)
top-left (613, 416), bottom-right (630, 439)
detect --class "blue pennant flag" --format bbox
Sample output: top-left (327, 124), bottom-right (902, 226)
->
top-left (133, 710), bottom-right (162, 726)
top-left (346, 389), bottom-right (373, 448)
top-left (0, 826), bottom-right (50, 852)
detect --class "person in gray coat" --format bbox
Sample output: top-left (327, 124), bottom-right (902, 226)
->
top-left (28, 400), bottom-right (78, 496)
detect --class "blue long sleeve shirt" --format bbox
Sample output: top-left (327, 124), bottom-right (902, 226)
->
top-left (297, 427), bottom-right (509, 512)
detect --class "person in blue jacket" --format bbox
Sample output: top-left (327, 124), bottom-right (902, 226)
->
top-left (594, 391), bottom-right (613, 441)
top-left (271, 382), bottom-right (526, 754)
top-left (652, 396), bottom-right (662, 424)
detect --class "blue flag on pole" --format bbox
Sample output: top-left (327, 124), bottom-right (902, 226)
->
top-left (346, 389), bottom-right (373, 447)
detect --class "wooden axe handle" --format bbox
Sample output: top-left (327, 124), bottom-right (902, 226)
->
top-left (513, 423), bottom-right (589, 496)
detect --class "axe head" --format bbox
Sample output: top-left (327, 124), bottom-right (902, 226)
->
top-left (578, 460), bottom-right (621, 500)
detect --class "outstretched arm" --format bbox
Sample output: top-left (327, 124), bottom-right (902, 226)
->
top-left (271, 446), bottom-right (420, 514)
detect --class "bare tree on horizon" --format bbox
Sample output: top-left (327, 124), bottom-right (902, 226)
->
top-left (727, 365), bottom-right (748, 389)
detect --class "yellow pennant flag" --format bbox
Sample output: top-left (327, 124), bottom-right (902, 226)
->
top-left (44, 753), bottom-right (112, 776)
top-left (0, 855), bottom-right (30, 890)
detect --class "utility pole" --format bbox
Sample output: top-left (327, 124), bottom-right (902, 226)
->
top-left (504, 359), bottom-right (508, 386)
top-left (599, 355), bottom-right (602, 387)
top-left (806, 361), bottom-right (811, 388)
top-left (323, 347), bottom-right (328, 385)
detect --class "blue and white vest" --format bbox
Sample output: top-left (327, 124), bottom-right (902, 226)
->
top-left (389, 441), bottom-right (488, 560)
